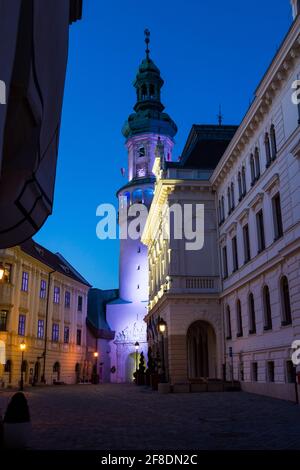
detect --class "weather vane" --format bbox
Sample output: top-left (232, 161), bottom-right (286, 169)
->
top-left (144, 28), bottom-right (150, 59)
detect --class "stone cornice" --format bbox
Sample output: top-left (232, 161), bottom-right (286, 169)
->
top-left (249, 192), bottom-right (264, 211)
top-left (262, 173), bottom-right (280, 194)
top-left (236, 208), bottom-right (250, 225)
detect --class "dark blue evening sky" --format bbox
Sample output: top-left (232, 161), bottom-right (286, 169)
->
top-left (35, 0), bottom-right (292, 289)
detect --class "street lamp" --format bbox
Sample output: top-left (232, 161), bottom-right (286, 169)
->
top-left (20, 340), bottom-right (26, 391)
top-left (93, 351), bottom-right (99, 384)
top-left (134, 341), bottom-right (139, 376)
top-left (0, 265), bottom-right (4, 281)
top-left (158, 318), bottom-right (167, 382)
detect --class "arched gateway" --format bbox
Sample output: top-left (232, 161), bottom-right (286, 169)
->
top-left (187, 321), bottom-right (217, 379)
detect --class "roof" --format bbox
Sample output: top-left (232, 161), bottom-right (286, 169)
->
top-left (20, 238), bottom-right (91, 287)
top-left (178, 124), bottom-right (238, 170)
top-left (87, 288), bottom-right (118, 338)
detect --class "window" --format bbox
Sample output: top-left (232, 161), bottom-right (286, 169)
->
top-left (222, 246), bottom-right (228, 279)
top-left (254, 147), bottom-right (260, 179)
top-left (267, 361), bottom-right (275, 382)
top-left (40, 279), bottom-right (47, 299)
top-left (52, 323), bottom-right (59, 342)
top-left (21, 271), bottom-right (29, 292)
top-left (243, 224), bottom-right (251, 263)
top-left (236, 300), bottom-right (243, 337)
top-left (232, 236), bottom-right (238, 272)
top-left (286, 360), bottom-right (296, 383)
top-left (0, 310), bottom-right (8, 331)
top-left (241, 166), bottom-right (246, 196)
top-left (250, 153), bottom-right (255, 185)
top-left (226, 306), bottom-right (232, 340)
top-left (281, 276), bottom-right (292, 325)
top-left (53, 286), bottom-right (60, 304)
top-left (249, 293), bottom-right (256, 334)
top-left (230, 182), bottom-right (235, 210)
top-left (252, 362), bottom-right (258, 382)
top-left (263, 285), bottom-right (272, 330)
top-left (65, 291), bottom-right (71, 308)
top-left (0, 264), bottom-right (12, 283)
top-left (18, 314), bottom-right (26, 336)
top-left (270, 124), bottom-right (277, 160)
top-left (256, 209), bottom-right (265, 253)
top-left (227, 187), bottom-right (231, 215)
top-left (221, 196), bottom-right (225, 221)
top-left (64, 326), bottom-right (70, 344)
top-left (149, 84), bottom-right (155, 98)
top-left (238, 172), bottom-right (242, 200)
top-left (265, 132), bottom-right (271, 167)
top-left (141, 84), bottom-right (147, 99)
top-left (37, 319), bottom-right (44, 339)
top-left (138, 146), bottom-right (145, 158)
top-left (272, 193), bottom-right (283, 240)
top-left (76, 329), bottom-right (82, 346)
top-left (78, 295), bottom-right (83, 312)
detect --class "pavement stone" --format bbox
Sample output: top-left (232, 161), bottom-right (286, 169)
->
top-left (1, 384), bottom-right (300, 450)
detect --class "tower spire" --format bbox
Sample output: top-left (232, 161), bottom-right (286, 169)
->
top-left (144, 28), bottom-right (150, 59)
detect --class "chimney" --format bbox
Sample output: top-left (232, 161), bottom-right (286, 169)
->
top-left (291, 0), bottom-right (300, 19)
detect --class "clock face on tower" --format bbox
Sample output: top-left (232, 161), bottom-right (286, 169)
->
top-left (136, 164), bottom-right (147, 178)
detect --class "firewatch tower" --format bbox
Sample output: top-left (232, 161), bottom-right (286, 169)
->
top-left (106, 30), bottom-right (177, 382)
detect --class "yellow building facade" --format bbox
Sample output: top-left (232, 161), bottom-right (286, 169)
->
top-left (0, 239), bottom-right (90, 388)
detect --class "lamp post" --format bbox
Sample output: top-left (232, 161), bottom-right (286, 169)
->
top-left (0, 266), bottom-right (4, 281)
top-left (93, 351), bottom-right (98, 384)
top-left (158, 318), bottom-right (167, 382)
top-left (134, 341), bottom-right (139, 376)
top-left (20, 340), bottom-right (26, 391)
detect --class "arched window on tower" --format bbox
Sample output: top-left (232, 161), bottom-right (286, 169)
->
top-left (141, 84), bottom-right (147, 100)
top-left (149, 84), bottom-right (155, 99)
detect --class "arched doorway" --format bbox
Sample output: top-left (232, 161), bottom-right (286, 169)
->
top-left (125, 352), bottom-right (140, 382)
top-left (187, 321), bottom-right (217, 379)
top-left (53, 361), bottom-right (61, 383)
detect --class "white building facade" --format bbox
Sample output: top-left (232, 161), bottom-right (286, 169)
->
top-left (142, 4), bottom-right (300, 400)
top-left (212, 7), bottom-right (300, 400)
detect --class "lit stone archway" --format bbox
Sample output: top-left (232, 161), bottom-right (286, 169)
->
top-left (187, 321), bottom-right (217, 379)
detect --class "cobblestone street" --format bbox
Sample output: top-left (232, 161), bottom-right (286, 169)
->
top-left (1, 384), bottom-right (300, 450)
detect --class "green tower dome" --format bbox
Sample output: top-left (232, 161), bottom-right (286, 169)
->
top-left (122, 30), bottom-right (177, 140)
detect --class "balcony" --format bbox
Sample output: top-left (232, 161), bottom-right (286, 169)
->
top-left (0, 282), bottom-right (13, 305)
